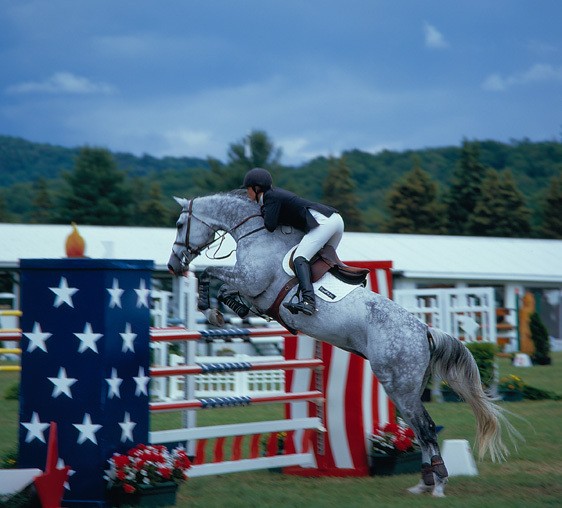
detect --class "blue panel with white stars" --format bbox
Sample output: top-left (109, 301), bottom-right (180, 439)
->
top-left (18, 259), bottom-right (153, 506)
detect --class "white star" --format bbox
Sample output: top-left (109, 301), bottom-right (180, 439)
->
top-left (119, 412), bottom-right (137, 443)
top-left (120, 322), bottom-right (137, 353)
top-left (23, 322), bottom-right (52, 353)
top-left (73, 413), bottom-right (102, 445)
top-left (49, 276), bottom-right (79, 308)
top-left (106, 368), bottom-right (123, 399)
top-left (133, 366), bottom-right (150, 396)
top-left (106, 278), bottom-right (124, 308)
top-left (57, 458), bottom-right (75, 490)
top-left (48, 367), bottom-right (78, 398)
top-left (21, 412), bottom-right (50, 443)
top-left (134, 279), bottom-right (150, 308)
top-left (74, 322), bottom-right (103, 354)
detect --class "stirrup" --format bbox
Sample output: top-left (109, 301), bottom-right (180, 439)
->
top-left (283, 300), bottom-right (316, 316)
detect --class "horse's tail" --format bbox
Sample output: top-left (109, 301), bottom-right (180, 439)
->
top-left (428, 327), bottom-right (522, 462)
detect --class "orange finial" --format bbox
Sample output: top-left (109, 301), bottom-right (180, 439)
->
top-left (65, 222), bottom-right (86, 257)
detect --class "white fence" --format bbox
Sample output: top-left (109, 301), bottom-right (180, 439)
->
top-left (393, 287), bottom-right (497, 343)
top-left (151, 354), bottom-right (286, 401)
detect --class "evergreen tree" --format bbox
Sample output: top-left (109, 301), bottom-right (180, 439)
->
top-left (198, 130), bottom-right (282, 192)
top-left (322, 157), bottom-right (366, 231)
top-left (0, 191), bottom-right (12, 222)
top-left (467, 169), bottom-right (531, 237)
top-left (539, 171), bottom-right (562, 239)
top-left (138, 182), bottom-right (169, 226)
top-left (29, 177), bottom-right (55, 223)
top-left (58, 147), bottom-right (131, 225)
top-left (445, 140), bottom-right (487, 235)
top-left (382, 159), bottom-right (447, 234)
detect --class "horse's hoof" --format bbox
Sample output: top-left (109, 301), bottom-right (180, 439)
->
top-left (431, 486), bottom-right (447, 498)
top-left (204, 308), bottom-right (225, 327)
top-left (407, 482), bottom-right (433, 495)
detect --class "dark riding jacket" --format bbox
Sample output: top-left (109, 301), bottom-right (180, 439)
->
top-left (261, 187), bottom-right (338, 233)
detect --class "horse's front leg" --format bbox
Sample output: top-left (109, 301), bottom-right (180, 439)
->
top-left (196, 266), bottom-right (264, 326)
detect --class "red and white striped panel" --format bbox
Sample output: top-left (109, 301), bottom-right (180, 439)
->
top-left (285, 261), bottom-right (395, 477)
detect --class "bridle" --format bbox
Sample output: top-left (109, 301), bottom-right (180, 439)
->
top-left (172, 198), bottom-right (265, 264)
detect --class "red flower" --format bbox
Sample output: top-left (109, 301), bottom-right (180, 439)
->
top-left (383, 422), bottom-right (400, 434)
top-left (113, 455), bottom-right (130, 468)
top-left (393, 434), bottom-right (413, 452)
top-left (123, 484), bottom-right (136, 494)
top-left (159, 467), bottom-right (172, 479)
top-left (404, 427), bottom-right (415, 439)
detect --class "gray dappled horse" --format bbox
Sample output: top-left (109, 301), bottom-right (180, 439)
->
top-left (167, 191), bottom-right (519, 497)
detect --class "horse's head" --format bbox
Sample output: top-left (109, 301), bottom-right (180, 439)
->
top-left (167, 197), bottom-right (217, 275)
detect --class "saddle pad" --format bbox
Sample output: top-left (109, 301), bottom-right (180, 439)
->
top-left (282, 247), bottom-right (360, 302)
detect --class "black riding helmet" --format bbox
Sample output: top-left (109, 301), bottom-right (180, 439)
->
top-left (242, 168), bottom-right (273, 191)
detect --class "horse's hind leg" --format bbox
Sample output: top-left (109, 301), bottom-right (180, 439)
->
top-left (390, 395), bottom-right (449, 497)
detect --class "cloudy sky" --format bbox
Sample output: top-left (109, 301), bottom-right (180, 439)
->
top-left (1, 1), bottom-right (561, 165)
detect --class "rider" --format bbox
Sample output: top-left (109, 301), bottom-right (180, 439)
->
top-left (243, 167), bottom-right (344, 316)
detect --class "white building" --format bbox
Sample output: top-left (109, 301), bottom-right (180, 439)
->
top-left (1, 223), bottom-right (561, 343)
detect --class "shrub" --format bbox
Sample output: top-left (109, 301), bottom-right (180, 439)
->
top-left (529, 312), bottom-right (551, 365)
top-left (466, 342), bottom-right (497, 387)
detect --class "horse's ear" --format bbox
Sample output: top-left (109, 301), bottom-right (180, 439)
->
top-left (173, 196), bottom-right (187, 208)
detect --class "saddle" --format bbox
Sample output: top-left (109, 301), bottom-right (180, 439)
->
top-left (266, 246), bottom-right (370, 334)
top-left (292, 245), bottom-right (370, 286)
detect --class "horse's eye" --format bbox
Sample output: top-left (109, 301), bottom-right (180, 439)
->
top-left (176, 222), bottom-right (183, 230)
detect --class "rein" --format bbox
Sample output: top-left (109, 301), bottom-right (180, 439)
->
top-left (174, 198), bottom-right (265, 261)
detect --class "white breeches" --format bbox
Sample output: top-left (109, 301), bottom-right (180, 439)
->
top-left (294, 210), bottom-right (344, 261)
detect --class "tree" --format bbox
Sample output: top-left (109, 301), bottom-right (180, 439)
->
top-left (382, 159), bottom-right (447, 234)
top-left (467, 169), bottom-right (531, 237)
top-left (322, 157), bottom-right (366, 231)
top-left (0, 190), bottom-right (12, 222)
top-left (29, 177), bottom-right (55, 223)
top-left (138, 182), bottom-right (169, 227)
top-left (197, 130), bottom-right (282, 192)
top-left (445, 140), bottom-right (487, 235)
top-left (539, 171), bottom-right (562, 239)
top-left (58, 147), bottom-right (132, 225)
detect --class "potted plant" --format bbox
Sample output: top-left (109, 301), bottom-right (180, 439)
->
top-left (105, 444), bottom-right (192, 507)
top-left (498, 374), bottom-right (525, 402)
top-left (368, 419), bottom-right (421, 476)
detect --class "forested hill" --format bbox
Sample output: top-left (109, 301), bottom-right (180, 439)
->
top-left (0, 135), bottom-right (209, 186)
top-left (0, 134), bottom-right (561, 234)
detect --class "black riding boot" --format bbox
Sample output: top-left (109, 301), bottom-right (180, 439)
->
top-left (283, 256), bottom-right (316, 316)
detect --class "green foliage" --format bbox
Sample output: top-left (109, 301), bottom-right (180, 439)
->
top-left (382, 160), bottom-right (446, 234)
top-left (468, 169), bottom-right (531, 237)
top-left (1, 134), bottom-right (562, 238)
top-left (197, 130), bottom-right (282, 193)
top-left (322, 157), bottom-right (366, 231)
top-left (529, 311), bottom-right (551, 365)
top-left (523, 384), bottom-right (562, 400)
top-left (445, 140), bottom-right (487, 235)
top-left (465, 342), bottom-right (497, 387)
top-left (57, 147), bottom-right (132, 225)
top-left (29, 177), bottom-right (56, 224)
top-left (539, 171), bottom-right (562, 238)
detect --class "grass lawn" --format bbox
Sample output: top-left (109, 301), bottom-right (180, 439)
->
top-left (1, 352), bottom-right (561, 507)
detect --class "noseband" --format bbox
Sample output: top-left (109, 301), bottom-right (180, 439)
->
top-left (173, 198), bottom-right (265, 265)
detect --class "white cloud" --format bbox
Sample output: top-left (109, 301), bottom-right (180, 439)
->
top-left (482, 63), bottom-right (562, 91)
top-left (6, 72), bottom-right (116, 95)
top-left (423, 22), bottom-right (449, 49)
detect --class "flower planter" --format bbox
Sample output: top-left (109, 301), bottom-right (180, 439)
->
top-left (107, 482), bottom-right (178, 507)
top-left (500, 389), bottom-right (524, 402)
top-left (369, 451), bottom-right (422, 476)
